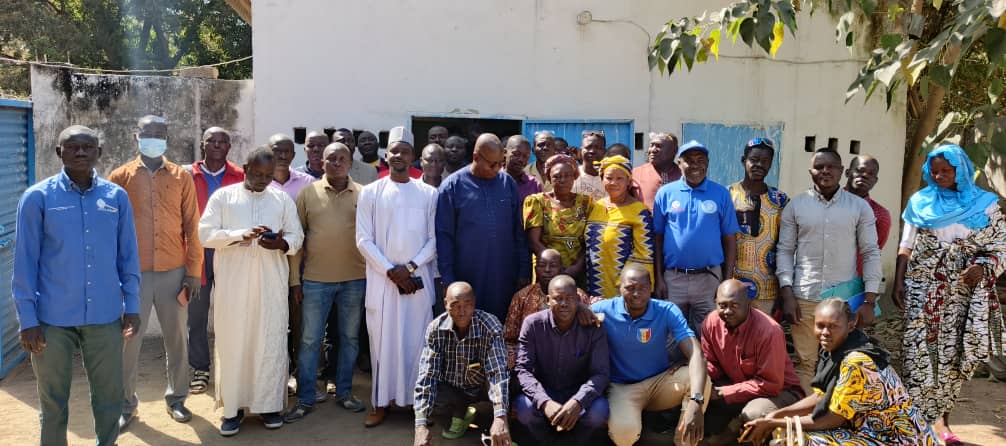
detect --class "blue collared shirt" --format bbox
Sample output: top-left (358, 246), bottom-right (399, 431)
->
top-left (653, 178), bottom-right (739, 269)
top-left (12, 169), bottom-right (141, 329)
top-left (591, 297), bottom-right (694, 384)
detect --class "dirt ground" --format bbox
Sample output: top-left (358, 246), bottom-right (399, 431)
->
top-left (1, 336), bottom-right (1004, 446)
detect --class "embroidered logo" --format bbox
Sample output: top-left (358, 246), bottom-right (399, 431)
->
top-left (96, 199), bottom-right (118, 213)
top-left (670, 200), bottom-right (683, 212)
top-left (700, 200), bottom-right (717, 214)
top-left (637, 328), bottom-right (652, 343)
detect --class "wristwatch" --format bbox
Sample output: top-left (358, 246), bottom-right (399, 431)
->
top-left (689, 392), bottom-right (704, 404)
top-left (405, 261), bottom-right (418, 274)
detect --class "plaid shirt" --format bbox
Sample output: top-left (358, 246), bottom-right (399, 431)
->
top-left (414, 310), bottom-right (509, 426)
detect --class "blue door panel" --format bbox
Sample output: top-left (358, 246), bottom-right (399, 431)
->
top-left (522, 119), bottom-right (635, 164)
top-left (681, 122), bottom-right (784, 186)
top-left (0, 99), bottom-right (32, 379)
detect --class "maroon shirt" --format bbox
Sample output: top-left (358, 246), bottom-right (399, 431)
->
top-left (701, 308), bottom-right (804, 405)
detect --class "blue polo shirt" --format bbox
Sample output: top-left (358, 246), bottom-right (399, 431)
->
top-left (592, 297), bottom-right (694, 384)
top-left (653, 178), bottom-right (739, 269)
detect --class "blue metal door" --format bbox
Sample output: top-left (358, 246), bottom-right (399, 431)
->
top-left (681, 122), bottom-right (784, 186)
top-left (0, 99), bottom-right (33, 379)
top-left (522, 119), bottom-right (635, 163)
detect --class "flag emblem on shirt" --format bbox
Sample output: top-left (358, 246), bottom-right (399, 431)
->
top-left (638, 328), bottom-right (652, 343)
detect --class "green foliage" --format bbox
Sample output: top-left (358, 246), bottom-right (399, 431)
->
top-left (648, 0), bottom-right (1006, 168)
top-left (0, 0), bottom-right (251, 96)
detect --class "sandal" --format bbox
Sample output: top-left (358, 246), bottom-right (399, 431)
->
top-left (441, 406), bottom-right (476, 440)
top-left (189, 370), bottom-right (210, 394)
top-left (940, 431), bottom-right (963, 445)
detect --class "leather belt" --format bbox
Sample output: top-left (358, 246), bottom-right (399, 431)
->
top-left (669, 266), bottom-right (715, 275)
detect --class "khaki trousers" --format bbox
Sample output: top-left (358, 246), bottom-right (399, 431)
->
top-left (790, 299), bottom-right (822, 392)
top-left (607, 367), bottom-right (711, 446)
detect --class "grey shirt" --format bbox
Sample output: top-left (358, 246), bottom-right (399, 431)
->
top-left (776, 188), bottom-right (882, 301)
top-left (349, 159), bottom-right (378, 186)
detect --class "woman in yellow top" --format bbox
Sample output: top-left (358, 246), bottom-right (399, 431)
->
top-left (523, 154), bottom-right (593, 280)
top-left (744, 299), bottom-right (938, 446)
top-left (584, 155), bottom-right (655, 299)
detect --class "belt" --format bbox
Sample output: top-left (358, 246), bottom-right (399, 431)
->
top-left (669, 266), bottom-right (716, 275)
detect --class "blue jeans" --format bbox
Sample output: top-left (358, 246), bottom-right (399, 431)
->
top-left (296, 279), bottom-right (365, 405)
top-left (32, 321), bottom-right (124, 446)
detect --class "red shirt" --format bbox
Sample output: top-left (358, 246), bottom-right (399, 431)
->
top-left (701, 308), bottom-right (804, 405)
top-left (377, 160), bottom-right (422, 179)
top-left (632, 162), bottom-right (681, 210)
top-left (856, 194), bottom-right (891, 275)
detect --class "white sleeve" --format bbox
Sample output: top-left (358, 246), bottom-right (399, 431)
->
top-left (356, 185), bottom-right (395, 272)
top-left (899, 222), bottom-right (918, 250)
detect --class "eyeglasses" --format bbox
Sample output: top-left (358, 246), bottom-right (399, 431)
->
top-left (746, 137), bottom-right (775, 149)
top-left (582, 130), bottom-right (605, 137)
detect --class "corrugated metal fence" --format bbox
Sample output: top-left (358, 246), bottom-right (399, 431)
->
top-left (0, 99), bottom-right (33, 379)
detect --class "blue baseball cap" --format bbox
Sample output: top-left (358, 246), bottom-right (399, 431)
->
top-left (675, 140), bottom-right (708, 161)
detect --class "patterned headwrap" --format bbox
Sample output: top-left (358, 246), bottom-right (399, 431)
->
top-left (598, 155), bottom-right (633, 178)
top-left (544, 154), bottom-right (579, 180)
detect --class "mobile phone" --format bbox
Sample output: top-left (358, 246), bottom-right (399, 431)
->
top-left (398, 276), bottom-right (424, 294)
top-left (260, 231), bottom-right (279, 240)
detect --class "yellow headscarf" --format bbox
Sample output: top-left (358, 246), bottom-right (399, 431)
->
top-left (598, 155), bottom-right (632, 178)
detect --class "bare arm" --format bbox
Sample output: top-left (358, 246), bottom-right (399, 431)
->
top-left (720, 234), bottom-right (737, 280)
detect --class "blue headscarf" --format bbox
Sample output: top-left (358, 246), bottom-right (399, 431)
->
top-left (902, 144), bottom-right (998, 230)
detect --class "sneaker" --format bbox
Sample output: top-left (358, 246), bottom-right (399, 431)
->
top-left (219, 410), bottom-right (244, 437)
top-left (261, 412), bottom-right (284, 429)
top-left (283, 403), bottom-right (313, 423)
top-left (335, 395), bottom-right (366, 413)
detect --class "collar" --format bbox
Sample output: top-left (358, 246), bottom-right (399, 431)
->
top-left (720, 311), bottom-right (754, 336)
top-left (59, 168), bottom-right (99, 194)
top-left (580, 165), bottom-right (600, 177)
top-left (547, 309), bottom-right (576, 333)
top-left (615, 296), bottom-right (655, 321)
top-left (138, 155), bottom-right (169, 171)
top-left (812, 187), bottom-right (844, 205)
top-left (677, 178), bottom-right (708, 192)
top-left (438, 312), bottom-right (484, 339)
top-left (304, 161), bottom-right (324, 177)
top-left (198, 160), bottom-right (227, 176)
top-left (322, 175), bottom-right (357, 194)
top-left (510, 171), bottom-right (530, 184)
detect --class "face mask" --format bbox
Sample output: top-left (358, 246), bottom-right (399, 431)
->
top-left (138, 138), bottom-right (167, 158)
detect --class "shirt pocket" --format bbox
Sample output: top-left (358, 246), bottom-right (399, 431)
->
top-left (739, 357), bottom-right (757, 377)
top-left (459, 357), bottom-right (485, 387)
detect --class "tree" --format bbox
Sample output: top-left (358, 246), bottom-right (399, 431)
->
top-left (0, 0), bottom-right (251, 97)
top-left (648, 0), bottom-right (1006, 210)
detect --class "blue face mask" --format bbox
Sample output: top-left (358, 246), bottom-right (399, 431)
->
top-left (138, 138), bottom-right (167, 158)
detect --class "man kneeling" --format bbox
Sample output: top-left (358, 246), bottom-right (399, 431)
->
top-left (591, 265), bottom-right (709, 446)
top-left (414, 282), bottom-right (512, 445)
top-left (700, 280), bottom-right (804, 445)
top-left (513, 275), bottom-right (609, 445)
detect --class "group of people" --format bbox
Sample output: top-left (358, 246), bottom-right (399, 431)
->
top-left (12, 115), bottom-right (1006, 446)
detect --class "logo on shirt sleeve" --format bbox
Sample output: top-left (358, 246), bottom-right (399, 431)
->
top-left (96, 199), bottom-right (118, 213)
top-left (638, 328), bottom-right (652, 343)
top-left (700, 200), bottom-right (718, 214)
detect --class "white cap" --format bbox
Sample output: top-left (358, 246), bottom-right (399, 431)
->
top-left (388, 126), bottom-right (414, 146)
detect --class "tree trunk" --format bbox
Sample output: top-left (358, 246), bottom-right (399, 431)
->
top-left (901, 83), bottom-right (945, 212)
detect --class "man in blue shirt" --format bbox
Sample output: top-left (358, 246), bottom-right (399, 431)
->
top-left (653, 140), bottom-right (739, 331)
top-left (13, 125), bottom-right (142, 446)
top-left (591, 265), bottom-right (709, 446)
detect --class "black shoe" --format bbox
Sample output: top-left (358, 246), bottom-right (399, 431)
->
top-left (167, 403), bottom-right (192, 423)
top-left (118, 412), bottom-right (135, 431)
top-left (261, 412), bottom-right (284, 429)
top-left (283, 403), bottom-right (313, 423)
top-left (220, 410), bottom-right (244, 437)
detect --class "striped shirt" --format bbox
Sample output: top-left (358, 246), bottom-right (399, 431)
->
top-left (414, 310), bottom-right (509, 426)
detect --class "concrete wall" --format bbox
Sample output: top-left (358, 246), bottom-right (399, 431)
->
top-left (31, 65), bottom-right (254, 180)
top-left (252, 0), bottom-right (906, 290)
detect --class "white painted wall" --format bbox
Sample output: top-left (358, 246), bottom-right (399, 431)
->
top-left (253, 0), bottom-right (906, 292)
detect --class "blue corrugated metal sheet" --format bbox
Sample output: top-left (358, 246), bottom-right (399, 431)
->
top-left (682, 122), bottom-right (784, 187)
top-left (0, 99), bottom-right (32, 379)
top-left (522, 119), bottom-right (635, 164)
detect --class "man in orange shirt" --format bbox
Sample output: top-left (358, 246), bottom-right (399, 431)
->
top-left (633, 132), bottom-right (682, 210)
top-left (109, 115), bottom-right (203, 428)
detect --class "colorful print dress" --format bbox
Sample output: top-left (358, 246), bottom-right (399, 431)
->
top-left (901, 206), bottom-right (1006, 422)
top-left (584, 199), bottom-right (655, 299)
top-left (729, 183), bottom-right (789, 302)
top-left (522, 192), bottom-right (593, 269)
top-left (806, 352), bottom-right (938, 445)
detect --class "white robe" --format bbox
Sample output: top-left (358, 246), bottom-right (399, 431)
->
top-left (198, 184), bottom-right (304, 418)
top-left (356, 177), bottom-right (437, 407)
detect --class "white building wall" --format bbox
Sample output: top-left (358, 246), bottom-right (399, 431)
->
top-left (252, 0), bottom-right (906, 292)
